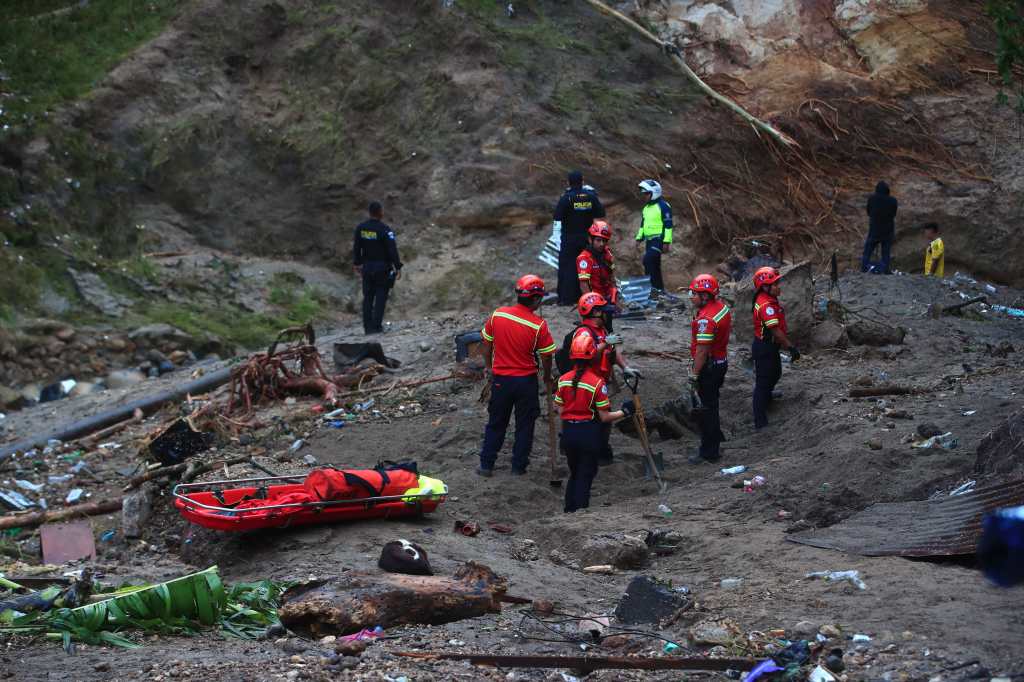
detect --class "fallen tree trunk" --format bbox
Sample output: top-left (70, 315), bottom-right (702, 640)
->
top-left (0, 500), bottom-right (122, 531)
top-left (124, 454), bottom-right (251, 491)
top-left (943, 296), bottom-right (987, 314)
top-left (580, 0), bottom-right (798, 149)
top-left (849, 385), bottom-right (921, 398)
top-left (278, 562), bottom-right (506, 638)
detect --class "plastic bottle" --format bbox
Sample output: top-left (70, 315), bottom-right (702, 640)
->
top-left (657, 504), bottom-right (673, 517)
top-left (720, 465), bottom-right (747, 476)
top-left (979, 504), bottom-right (1024, 587)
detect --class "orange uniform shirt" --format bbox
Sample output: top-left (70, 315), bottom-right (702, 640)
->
top-left (481, 304), bottom-right (556, 377)
top-left (554, 368), bottom-right (611, 421)
top-left (691, 299), bottom-right (732, 362)
top-left (576, 247), bottom-right (617, 303)
top-left (752, 292), bottom-right (786, 341)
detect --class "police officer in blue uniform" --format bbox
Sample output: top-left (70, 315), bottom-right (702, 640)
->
top-left (553, 170), bottom-right (605, 305)
top-left (353, 202), bottom-right (403, 335)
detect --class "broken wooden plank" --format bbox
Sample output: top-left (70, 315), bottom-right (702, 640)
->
top-left (395, 652), bottom-right (759, 673)
top-left (278, 562), bottom-right (506, 638)
top-left (848, 385), bottom-right (924, 398)
top-left (0, 500), bottom-right (122, 531)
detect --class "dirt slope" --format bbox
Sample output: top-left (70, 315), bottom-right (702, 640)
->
top-left (2, 272), bottom-right (1023, 680)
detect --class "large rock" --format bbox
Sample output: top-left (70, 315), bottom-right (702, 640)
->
top-left (129, 324), bottom-right (194, 351)
top-left (729, 261), bottom-right (815, 345)
top-left (67, 268), bottom-right (131, 318)
top-left (614, 576), bottom-right (688, 624)
top-left (0, 385), bottom-right (26, 410)
top-left (106, 369), bottom-right (147, 389)
top-left (578, 534), bottom-right (649, 570)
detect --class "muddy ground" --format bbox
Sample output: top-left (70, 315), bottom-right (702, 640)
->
top-left (1, 271), bottom-right (1023, 681)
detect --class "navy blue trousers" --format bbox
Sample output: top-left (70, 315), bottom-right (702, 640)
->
top-left (561, 421), bottom-right (602, 512)
top-left (860, 237), bottom-right (892, 274)
top-left (558, 233), bottom-right (587, 305)
top-left (697, 361), bottom-right (727, 459)
top-left (752, 338), bottom-right (782, 428)
top-left (361, 263), bottom-right (392, 333)
top-left (479, 374), bottom-right (540, 472)
top-left (642, 238), bottom-right (665, 291)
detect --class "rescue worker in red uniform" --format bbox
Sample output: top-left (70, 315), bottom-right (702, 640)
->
top-left (572, 292), bottom-right (640, 465)
top-left (751, 266), bottom-right (800, 429)
top-left (577, 220), bottom-right (620, 332)
top-left (478, 275), bottom-right (557, 477)
top-left (687, 274), bottom-right (732, 464)
top-left (554, 332), bottom-right (634, 512)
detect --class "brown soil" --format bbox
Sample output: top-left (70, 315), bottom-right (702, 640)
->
top-left (2, 271), bottom-right (1023, 680)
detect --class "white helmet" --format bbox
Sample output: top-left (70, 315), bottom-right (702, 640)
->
top-left (638, 179), bottom-right (662, 201)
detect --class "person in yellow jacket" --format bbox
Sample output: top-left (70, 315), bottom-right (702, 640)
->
top-left (923, 223), bottom-right (944, 277)
top-left (635, 179), bottom-right (673, 296)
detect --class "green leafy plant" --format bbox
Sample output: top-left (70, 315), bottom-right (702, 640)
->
top-left (0, 566), bottom-right (289, 651)
top-left (987, 0), bottom-right (1024, 112)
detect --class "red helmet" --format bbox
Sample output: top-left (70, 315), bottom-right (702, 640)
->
top-left (514, 274), bottom-right (546, 298)
top-left (588, 220), bottom-right (612, 240)
top-left (577, 292), bottom-right (608, 317)
top-left (688, 273), bottom-right (719, 296)
top-left (569, 331), bottom-right (597, 361)
top-left (753, 266), bottom-right (781, 289)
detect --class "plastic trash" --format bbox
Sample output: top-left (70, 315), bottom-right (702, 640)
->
top-left (65, 488), bottom-right (84, 504)
top-left (289, 439), bottom-right (305, 452)
top-left (720, 465), bottom-right (747, 475)
top-left (978, 504), bottom-right (1024, 587)
top-left (657, 503), bottom-right (673, 517)
top-left (809, 664), bottom-right (837, 682)
top-left (962, 410), bottom-right (976, 416)
top-left (354, 398), bottom-right (375, 412)
top-left (949, 480), bottom-right (976, 496)
top-left (720, 577), bottom-right (743, 589)
top-left (806, 570), bottom-right (867, 590)
top-left (47, 474), bottom-right (73, 484)
top-left (327, 420), bottom-right (346, 429)
top-left (0, 489), bottom-right (34, 511)
top-left (14, 479), bottom-right (44, 493)
top-left (324, 408), bottom-right (346, 419)
top-left (663, 642), bottom-right (681, 654)
top-left (912, 432), bottom-right (957, 450)
top-left (745, 659), bottom-right (784, 682)
top-left (991, 304), bottom-right (1024, 318)
top-left (852, 633), bottom-right (871, 643)
top-left (984, 283), bottom-right (997, 294)
top-left (100, 530), bottom-right (116, 542)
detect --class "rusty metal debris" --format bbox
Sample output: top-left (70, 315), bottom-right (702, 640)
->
top-left (394, 652), bottom-right (758, 673)
top-left (788, 479), bottom-right (1024, 557)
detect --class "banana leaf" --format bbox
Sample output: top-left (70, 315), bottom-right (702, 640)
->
top-left (0, 566), bottom-right (289, 650)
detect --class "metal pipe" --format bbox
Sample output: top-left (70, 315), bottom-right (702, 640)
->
top-left (0, 366), bottom-right (233, 462)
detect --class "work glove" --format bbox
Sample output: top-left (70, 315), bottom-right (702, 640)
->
top-left (620, 400), bottom-right (636, 417)
top-left (604, 333), bottom-right (623, 346)
top-left (622, 367), bottom-right (642, 379)
top-left (789, 346), bottom-right (801, 362)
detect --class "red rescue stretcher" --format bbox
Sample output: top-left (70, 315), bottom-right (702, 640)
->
top-left (173, 468), bottom-right (447, 532)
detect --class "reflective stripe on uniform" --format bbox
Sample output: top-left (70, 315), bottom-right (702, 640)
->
top-left (537, 343), bottom-right (557, 354)
top-left (492, 311), bottom-right (541, 331)
top-left (481, 328), bottom-right (494, 341)
top-left (713, 304), bottom-right (730, 323)
top-left (557, 380), bottom-right (598, 393)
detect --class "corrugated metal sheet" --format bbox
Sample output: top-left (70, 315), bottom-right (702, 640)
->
top-left (787, 479), bottom-right (1024, 557)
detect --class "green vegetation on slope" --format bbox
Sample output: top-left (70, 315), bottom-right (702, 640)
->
top-left (0, 0), bottom-right (182, 122)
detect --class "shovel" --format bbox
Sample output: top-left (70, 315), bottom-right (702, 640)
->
top-left (624, 374), bottom-right (666, 494)
top-left (547, 394), bottom-right (561, 487)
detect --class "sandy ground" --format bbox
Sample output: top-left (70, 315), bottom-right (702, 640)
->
top-left (2, 272), bottom-right (1023, 681)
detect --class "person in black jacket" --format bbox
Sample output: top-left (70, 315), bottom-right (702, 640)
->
top-left (553, 170), bottom-right (605, 305)
top-left (862, 181), bottom-right (898, 274)
top-left (353, 202), bottom-right (403, 334)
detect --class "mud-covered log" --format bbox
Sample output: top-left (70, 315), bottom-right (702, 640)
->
top-left (278, 562), bottom-right (507, 637)
top-left (617, 392), bottom-right (700, 441)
